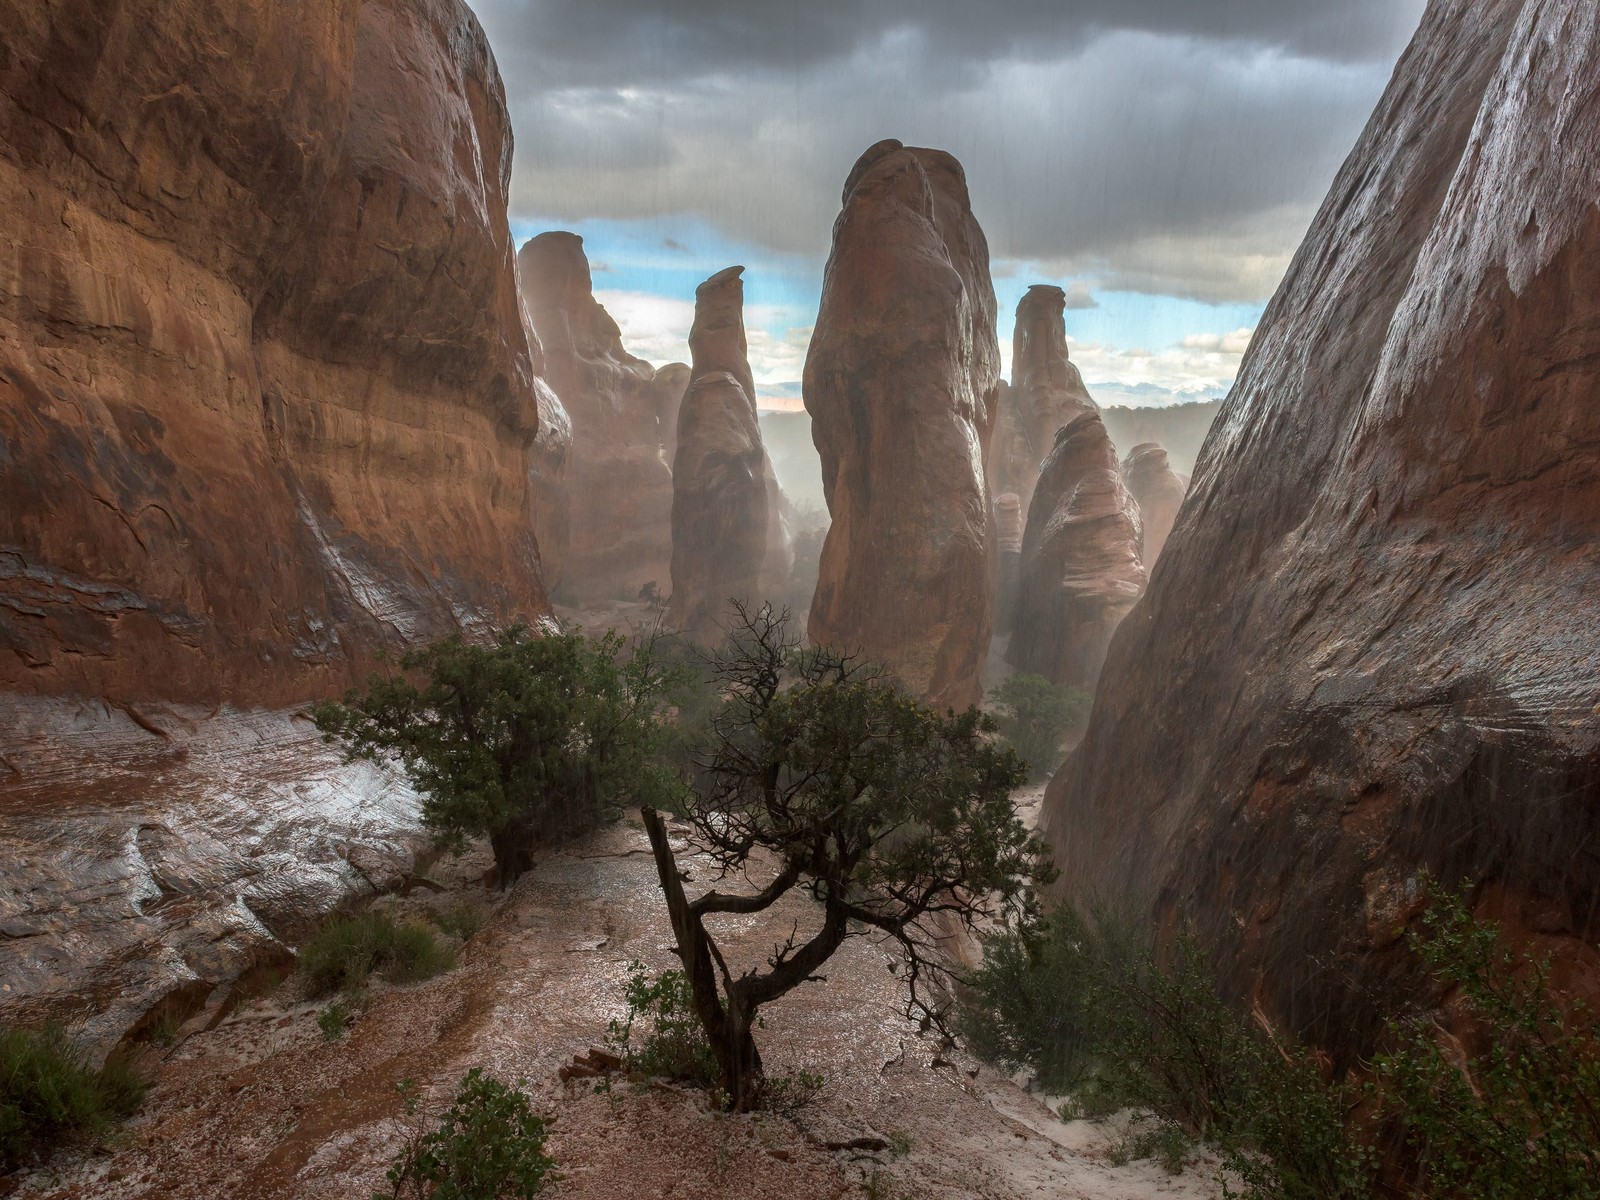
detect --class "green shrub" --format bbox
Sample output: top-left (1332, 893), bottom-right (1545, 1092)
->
top-left (429, 904), bottom-right (486, 943)
top-left (379, 1068), bottom-right (555, 1200)
top-left (961, 908), bottom-right (1370, 1199)
top-left (604, 962), bottom-right (718, 1089)
top-left (0, 1026), bottom-right (146, 1172)
top-left (988, 674), bottom-right (1090, 782)
top-left (1372, 891), bottom-right (1600, 1199)
top-left (314, 625), bottom-right (684, 883)
top-left (318, 1001), bottom-right (352, 1042)
top-left (299, 911), bottom-right (455, 998)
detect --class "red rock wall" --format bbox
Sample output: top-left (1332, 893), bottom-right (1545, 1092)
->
top-left (1041, 0), bottom-right (1600, 1057)
top-left (806, 140), bottom-right (1000, 709)
top-left (0, 0), bottom-right (554, 707)
top-left (518, 231), bottom-right (673, 604)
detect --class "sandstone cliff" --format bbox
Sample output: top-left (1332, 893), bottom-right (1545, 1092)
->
top-left (1009, 285), bottom-right (1097, 511)
top-left (1041, 0), bottom-right (1600, 1058)
top-left (1120, 442), bottom-right (1188, 570)
top-left (650, 361), bottom-right (691, 466)
top-left (0, 0), bottom-right (553, 707)
top-left (667, 268), bottom-right (770, 641)
top-left (806, 140), bottom-right (1000, 709)
top-left (1008, 414), bottom-right (1144, 692)
top-left (518, 231), bottom-right (673, 604)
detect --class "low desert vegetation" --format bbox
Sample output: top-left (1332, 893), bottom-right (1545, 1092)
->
top-left (987, 672), bottom-right (1091, 782)
top-left (0, 1025), bottom-right (146, 1173)
top-left (961, 887), bottom-right (1600, 1199)
top-left (299, 909), bottom-right (455, 998)
top-left (379, 1069), bottom-right (556, 1200)
top-left (314, 624), bottom-right (681, 883)
top-left (640, 603), bottom-right (1053, 1111)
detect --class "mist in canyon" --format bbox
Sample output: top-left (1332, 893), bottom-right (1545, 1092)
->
top-left (3, 1), bottom-right (1597, 1197)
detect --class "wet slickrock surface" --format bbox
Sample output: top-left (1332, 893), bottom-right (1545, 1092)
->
top-left (0, 697), bottom-right (425, 1063)
top-left (13, 805), bottom-right (1223, 1199)
top-left (1043, 0), bottom-right (1600, 1060)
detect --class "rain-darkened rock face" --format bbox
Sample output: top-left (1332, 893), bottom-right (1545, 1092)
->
top-left (1042, 0), bottom-right (1600, 1061)
top-left (0, 0), bottom-right (553, 708)
top-left (1008, 414), bottom-right (1144, 692)
top-left (1121, 442), bottom-right (1189, 569)
top-left (518, 231), bottom-right (673, 603)
top-left (1011, 285), bottom-right (1097, 502)
top-left (806, 140), bottom-right (1000, 709)
top-left (668, 268), bottom-right (771, 641)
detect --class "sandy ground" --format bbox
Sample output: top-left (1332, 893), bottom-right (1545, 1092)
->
top-left (13, 807), bottom-right (1224, 1200)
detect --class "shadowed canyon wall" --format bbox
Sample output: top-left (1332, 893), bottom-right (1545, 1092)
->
top-left (806, 139), bottom-right (1000, 709)
top-left (517, 231), bottom-right (672, 604)
top-left (1121, 442), bottom-right (1188, 569)
top-left (1042, 0), bottom-right (1600, 1059)
top-left (0, 0), bottom-right (554, 707)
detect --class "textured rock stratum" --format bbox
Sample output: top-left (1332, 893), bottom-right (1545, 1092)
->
top-left (650, 361), bottom-right (691, 466)
top-left (683, 265), bottom-right (792, 602)
top-left (1008, 414), bottom-right (1144, 692)
top-left (806, 140), bottom-right (1000, 709)
top-left (518, 231), bottom-right (673, 603)
top-left (668, 268), bottom-right (770, 641)
top-left (1121, 442), bottom-right (1188, 569)
top-left (0, 0), bottom-right (555, 708)
top-left (1042, 0), bottom-right (1600, 1059)
top-left (1008, 285), bottom-right (1098, 511)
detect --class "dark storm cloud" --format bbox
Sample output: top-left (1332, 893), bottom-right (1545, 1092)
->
top-left (469, 0), bottom-right (1426, 301)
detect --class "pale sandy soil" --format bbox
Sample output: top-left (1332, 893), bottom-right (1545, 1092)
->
top-left (14, 810), bottom-right (1224, 1200)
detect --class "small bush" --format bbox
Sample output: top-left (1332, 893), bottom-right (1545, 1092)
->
top-left (961, 908), bottom-right (1370, 1199)
top-left (988, 674), bottom-right (1090, 782)
top-left (318, 1001), bottom-right (352, 1043)
top-left (1372, 890), bottom-right (1600, 1198)
top-left (429, 904), bottom-right (486, 943)
top-left (380, 1068), bottom-right (556, 1200)
top-left (604, 962), bottom-right (718, 1089)
top-left (0, 1026), bottom-right (146, 1172)
top-left (299, 910), bottom-right (455, 998)
top-left (762, 1070), bottom-right (826, 1117)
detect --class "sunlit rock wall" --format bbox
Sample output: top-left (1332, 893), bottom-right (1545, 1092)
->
top-left (1042, 0), bottom-right (1600, 1058)
top-left (0, 0), bottom-right (554, 708)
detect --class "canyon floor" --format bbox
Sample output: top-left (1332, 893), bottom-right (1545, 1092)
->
top-left (13, 792), bottom-right (1225, 1199)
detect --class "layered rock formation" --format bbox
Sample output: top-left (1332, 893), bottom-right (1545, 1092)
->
top-left (1121, 442), bottom-right (1189, 569)
top-left (518, 231), bottom-right (673, 603)
top-left (1008, 414), bottom-right (1144, 692)
top-left (650, 362), bottom-right (691, 465)
top-left (667, 268), bottom-right (770, 640)
top-left (0, 0), bottom-right (553, 708)
top-left (1009, 285), bottom-right (1098, 509)
top-left (987, 380), bottom-right (1035, 505)
top-left (684, 266), bottom-right (793, 601)
top-left (806, 140), bottom-right (1000, 709)
top-left (993, 493), bottom-right (1024, 636)
top-left (1043, 0), bottom-right (1600, 1059)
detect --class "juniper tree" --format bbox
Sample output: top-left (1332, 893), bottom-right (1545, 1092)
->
top-left (642, 603), bottom-right (1053, 1111)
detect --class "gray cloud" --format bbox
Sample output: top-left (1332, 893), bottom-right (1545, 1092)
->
top-left (469, 0), bottom-right (1426, 302)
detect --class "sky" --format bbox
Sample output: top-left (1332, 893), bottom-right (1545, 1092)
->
top-left (479, 0), bottom-right (1427, 409)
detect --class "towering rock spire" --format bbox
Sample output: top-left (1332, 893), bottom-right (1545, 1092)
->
top-left (668, 268), bottom-right (771, 641)
top-left (1121, 442), bottom-right (1189, 569)
top-left (805, 140), bottom-right (1000, 709)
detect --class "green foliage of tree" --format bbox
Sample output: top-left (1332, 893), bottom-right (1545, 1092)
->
top-left (988, 673), bottom-right (1091, 782)
top-left (642, 603), bottom-right (1054, 1111)
top-left (1373, 890), bottom-right (1600, 1198)
top-left (0, 1025), bottom-right (146, 1173)
top-left (378, 1069), bottom-right (555, 1200)
top-left (314, 625), bottom-right (682, 883)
